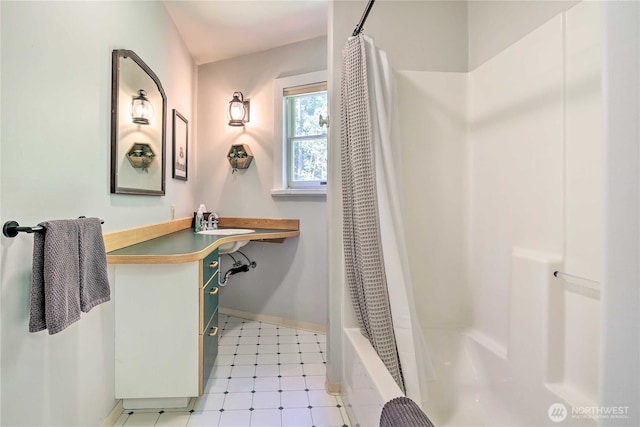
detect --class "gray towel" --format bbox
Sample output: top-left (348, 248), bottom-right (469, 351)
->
top-left (30, 217), bottom-right (110, 335)
top-left (380, 397), bottom-right (435, 427)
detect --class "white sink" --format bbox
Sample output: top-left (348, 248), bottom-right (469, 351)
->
top-left (197, 228), bottom-right (255, 253)
top-left (198, 228), bottom-right (255, 236)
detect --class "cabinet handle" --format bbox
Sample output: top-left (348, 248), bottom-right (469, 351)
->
top-left (209, 261), bottom-right (219, 269)
top-left (209, 327), bottom-right (219, 337)
top-left (209, 287), bottom-right (219, 296)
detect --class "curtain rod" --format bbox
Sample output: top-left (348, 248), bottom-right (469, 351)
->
top-left (352, 0), bottom-right (376, 36)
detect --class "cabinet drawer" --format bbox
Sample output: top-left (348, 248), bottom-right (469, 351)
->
top-left (201, 309), bottom-right (219, 394)
top-left (200, 276), bottom-right (219, 334)
top-left (202, 250), bottom-right (219, 287)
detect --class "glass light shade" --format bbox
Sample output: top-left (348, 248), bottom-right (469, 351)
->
top-left (131, 89), bottom-right (154, 125)
top-left (228, 91), bottom-right (248, 126)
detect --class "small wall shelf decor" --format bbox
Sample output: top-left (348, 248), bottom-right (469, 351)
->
top-left (227, 144), bottom-right (253, 173)
top-left (127, 142), bottom-right (155, 172)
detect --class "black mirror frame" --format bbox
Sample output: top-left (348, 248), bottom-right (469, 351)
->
top-left (110, 49), bottom-right (167, 196)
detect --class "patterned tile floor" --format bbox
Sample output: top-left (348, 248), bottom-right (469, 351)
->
top-left (114, 314), bottom-right (352, 427)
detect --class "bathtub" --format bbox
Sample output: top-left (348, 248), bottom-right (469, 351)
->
top-left (342, 326), bottom-right (598, 427)
top-left (419, 328), bottom-right (537, 427)
top-left (342, 249), bottom-right (601, 426)
top-left (342, 328), bottom-right (404, 427)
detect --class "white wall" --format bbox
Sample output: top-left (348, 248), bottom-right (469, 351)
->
top-left (195, 37), bottom-right (328, 328)
top-left (0, 1), bottom-right (197, 425)
top-left (0, 3), bottom-right (3, 421)
top-left (468, 0), bottom-right (579, 70)
top-left (600, 1), bottom-right (640, 424)
top-left (332, 0), bottom-right (468, 73)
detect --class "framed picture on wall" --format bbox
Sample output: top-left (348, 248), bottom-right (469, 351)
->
top-left (172, 109), bottom-right (188, 181)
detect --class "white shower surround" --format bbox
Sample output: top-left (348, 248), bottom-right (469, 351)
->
top-left (340, 2), bottom-right (604, 426)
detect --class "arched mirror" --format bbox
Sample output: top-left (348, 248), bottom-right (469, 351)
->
top-left (110, 49), bottom-right (166, 195)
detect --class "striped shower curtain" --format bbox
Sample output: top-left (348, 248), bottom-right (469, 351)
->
top-left (340, 34), bottom-right (433, 403)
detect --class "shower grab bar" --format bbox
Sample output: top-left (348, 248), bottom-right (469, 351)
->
top-left (553, 270), bottom-right (600, 292)
top-left (2, 217), bottom-right (104, 238)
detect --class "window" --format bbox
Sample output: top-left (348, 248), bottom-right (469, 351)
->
top-left (284, 84), bottom-right (327, 188)
top-left (273, 71), bottom-right (328, 196)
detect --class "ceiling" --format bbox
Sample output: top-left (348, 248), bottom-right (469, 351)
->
top-left (163, 0), bottom-right (329, 65)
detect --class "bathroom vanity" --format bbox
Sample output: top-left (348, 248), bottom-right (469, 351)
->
top-left (105, 217), bottom-right (299, 409)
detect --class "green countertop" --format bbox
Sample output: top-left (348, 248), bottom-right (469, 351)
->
top-left (107, 226), bottom-right (298, 264)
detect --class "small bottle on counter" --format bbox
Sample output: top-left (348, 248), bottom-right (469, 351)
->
top-left (195, 206), bottom-right (204, 232)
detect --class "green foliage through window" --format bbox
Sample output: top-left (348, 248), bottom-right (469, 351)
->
top-left (285, 89), bottom-right (328, 187)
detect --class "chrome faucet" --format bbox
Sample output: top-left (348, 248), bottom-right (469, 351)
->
top-left (208, 212), bottom-right (219, 230)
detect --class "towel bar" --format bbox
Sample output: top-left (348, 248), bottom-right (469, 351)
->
top-left (2, 218), bottom-right (105, 238)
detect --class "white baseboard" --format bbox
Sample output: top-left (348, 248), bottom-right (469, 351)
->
top-left (100, 400), bottom-right (123, 427)
top-left (219, 307), bottom-right (326, 333)
top-left (123, 397), bottom-right (190, 410)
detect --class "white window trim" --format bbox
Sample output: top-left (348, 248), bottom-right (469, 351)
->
top-left (272, 70), bottom-right (328, 197)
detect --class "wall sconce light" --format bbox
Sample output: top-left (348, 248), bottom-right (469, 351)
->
top-left (131, 89), bottom-right (154, 125)
top-left (228, 91), bottom-right (250, 126)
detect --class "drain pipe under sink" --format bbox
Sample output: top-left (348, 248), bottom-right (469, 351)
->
top-left (219, 250), bottom-right (257, 286)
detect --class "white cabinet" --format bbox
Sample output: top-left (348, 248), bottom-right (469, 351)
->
top-left (114, 250), bottom-right (219, 409)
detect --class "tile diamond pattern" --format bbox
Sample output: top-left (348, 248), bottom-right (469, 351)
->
top-left (114, 315), bottom-right (351, 427)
